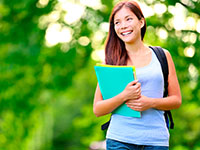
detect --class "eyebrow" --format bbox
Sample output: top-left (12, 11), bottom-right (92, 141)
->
top-left (114, 15), bottom-right (133, 21)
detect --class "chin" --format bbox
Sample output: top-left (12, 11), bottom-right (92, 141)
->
top-left (123, 39), bottom-right (135, 44)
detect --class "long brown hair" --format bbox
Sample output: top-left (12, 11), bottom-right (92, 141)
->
top-left (105, 0), bottom-right (146, 65)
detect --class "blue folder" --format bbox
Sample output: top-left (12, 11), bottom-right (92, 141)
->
top-left (94, 64), bottom-right (141, 118)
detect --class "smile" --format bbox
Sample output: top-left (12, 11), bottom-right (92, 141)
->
top-left (121, 31), bottom-right (133, 36)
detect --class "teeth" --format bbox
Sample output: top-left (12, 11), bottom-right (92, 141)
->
top-left (122, 31), bottom-right (132, 36)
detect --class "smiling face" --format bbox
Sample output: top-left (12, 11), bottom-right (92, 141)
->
top-left (114, 6), bottom-right (144, 44)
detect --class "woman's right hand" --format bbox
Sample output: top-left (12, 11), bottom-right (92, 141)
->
top-left (121, 80), bottom-right (141, 102)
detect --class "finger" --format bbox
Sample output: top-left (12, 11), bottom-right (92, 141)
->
top-left (125, 99), bottom-right (137, 104)
top-left (126, 101), bottom-right (137, 106)
top-left (126, 104), bottom-right (135, 109)
top-left (127, 99), bottom-right (141, 104)
top-left (134, 82), bottom-right (141, 90)
top-left (127, 80), bottom-right (138, 86)
top-left (137, 82), bottom-right (141, 87)
top-left (128, 105), bottom-right (141, 111)
top-left (134, 88), bottom-right (141, 94)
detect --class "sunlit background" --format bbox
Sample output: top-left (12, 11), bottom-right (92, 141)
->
top-left (40, 0), bottom-right (199, 61)
top-left (0, 0), bottom-right (200, 149)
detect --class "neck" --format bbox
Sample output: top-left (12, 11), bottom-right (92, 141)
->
top-left (125, 40), bottom-right (146, 55)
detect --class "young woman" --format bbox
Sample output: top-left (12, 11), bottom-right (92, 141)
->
top-left (93, 0), bottom-right (182, 149)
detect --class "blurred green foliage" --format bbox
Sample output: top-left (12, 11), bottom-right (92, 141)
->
top-left (0, 0), bottom-right (200, 149)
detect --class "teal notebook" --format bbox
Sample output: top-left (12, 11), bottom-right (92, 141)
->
top-left (94, 64), bottom-right (141, 118)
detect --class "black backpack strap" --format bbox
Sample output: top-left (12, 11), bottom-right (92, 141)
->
top-left (101, 119), bottom-right (111, 130)
top-left (150, 46), bottom-right (174, 129)
top-left (150, 46), bottom-right (168, 97)
top-left (165, 110), bottom-right (174, 129)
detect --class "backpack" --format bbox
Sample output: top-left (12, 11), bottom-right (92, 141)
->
top-left (101, 46), bottom-right (174, 130)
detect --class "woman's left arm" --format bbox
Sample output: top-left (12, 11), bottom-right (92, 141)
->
top-left (126, 50), bottom-right (182, 111)
top-left (151, 50), bottom-right (182, 110)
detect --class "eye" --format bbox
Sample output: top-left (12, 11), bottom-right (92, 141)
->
top-left (114, 21), bottom-right (120, 25)
top-left (127, 17), bottom-right (133, 21)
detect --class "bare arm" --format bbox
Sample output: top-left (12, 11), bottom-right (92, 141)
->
top-left (93, 80), bottom-right (141, 117)
top-left (126, 50), bottom-right (182, 111)
top-left (152, 50), bottom-right (182, 110)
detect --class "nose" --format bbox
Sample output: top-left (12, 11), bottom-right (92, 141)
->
top-left (120, 21), bottom-right (128, 29)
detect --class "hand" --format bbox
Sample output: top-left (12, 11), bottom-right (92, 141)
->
top-left (125, 95), bottom-right (152, 111)
top-left (121, 80), bottom-right (141, 102)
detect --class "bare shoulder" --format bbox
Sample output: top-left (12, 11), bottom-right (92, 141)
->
top-left (162, 48), bottom-right (176, 72)
top-left (163, 48), bottom-right (173, 61)
top-left (163, 48), bottom-right (170, 55)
